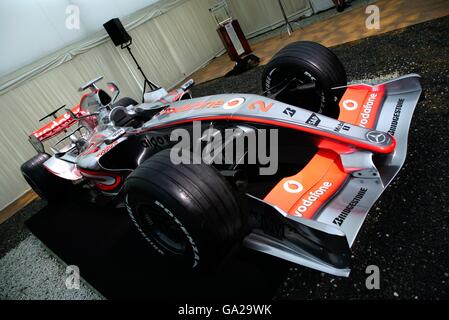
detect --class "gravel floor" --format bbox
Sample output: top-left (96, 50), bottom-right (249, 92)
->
top-left (1, 15), bottom-right (448, 300)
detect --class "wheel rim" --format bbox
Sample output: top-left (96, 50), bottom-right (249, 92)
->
top-left (266, 67), bottom-right (326, 114)
top-left (136, 203), bottom-right (189, 255)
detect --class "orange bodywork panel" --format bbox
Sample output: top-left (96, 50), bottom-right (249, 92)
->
top-left (339, 84), bottom-right (385, 129)
top-left (264, 85), bottom-right (385, 219)
top-left (264, 149), bottom-right (347, 219)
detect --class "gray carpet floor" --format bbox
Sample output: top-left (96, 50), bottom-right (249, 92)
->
top-left (0, 234), bottom-right (102, 300)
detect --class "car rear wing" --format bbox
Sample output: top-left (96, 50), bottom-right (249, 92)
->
top-left (245, 74), bottom-right (423, 276)
top-left (28, 104), bottom-right (84, 153)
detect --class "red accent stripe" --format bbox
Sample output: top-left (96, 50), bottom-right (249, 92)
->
top-left (136, 116), bottom-right (395, 154)
top-left (97, 175), bottom-right (122, 191)
top-left (78, 168), bottom-right (122, 191)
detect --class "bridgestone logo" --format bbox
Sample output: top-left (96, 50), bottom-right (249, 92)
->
top-left (125, 197), bottom-right (165, 256)
top-left (332, 187), bottom-right (368, 226)
top-left (388, 98), bottom-right (404, 136)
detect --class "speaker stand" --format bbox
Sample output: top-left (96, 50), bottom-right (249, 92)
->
top-left (122, 43), bottom-right (159, 102)
top-left (277, 0), bottom-right (302, 36)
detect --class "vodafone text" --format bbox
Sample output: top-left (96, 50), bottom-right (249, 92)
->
top-left (358, 93), bottom-right (378, 127)
top-left (294, 181), bottom-right (332, 217)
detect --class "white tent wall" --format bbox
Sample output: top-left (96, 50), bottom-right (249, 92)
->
top-left (0, 0), bottom-right (163, 77)
top-left (125, 0), bottom-right (224, 90)
top-left (0, 0), bottom-right (312, 210)
top-left (227, 0), bottom-right (312, 37)
top-left (0, 0), bottom-right (222, 210)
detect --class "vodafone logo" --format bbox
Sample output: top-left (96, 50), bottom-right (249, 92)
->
top-left (358, 93), bottom-right (378, 128)
top-left (294, 181), bottom-right (333, 217)
top-left (223, 97), bottom-right (245, 109)
top-left (283, 180), bottom-right (303, 194)
top-left (342, 99), bottom-right (358, 111)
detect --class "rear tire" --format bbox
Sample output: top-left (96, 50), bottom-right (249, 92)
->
top-left (124, 149), bottom-right (244, 271)
top-left (21, 153), bottom-right (72, 202)
top-left (262, 41), bottom-right (347, 118)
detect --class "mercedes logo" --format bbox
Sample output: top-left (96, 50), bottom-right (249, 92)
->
top-left (366, 131), bottom-right (387, 144)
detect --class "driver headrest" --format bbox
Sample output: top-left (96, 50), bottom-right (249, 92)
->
top-left (97, 89), bottom-right (112, 106)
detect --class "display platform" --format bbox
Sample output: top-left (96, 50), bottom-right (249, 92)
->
top-left (25, 200), bottom-right (288, 299)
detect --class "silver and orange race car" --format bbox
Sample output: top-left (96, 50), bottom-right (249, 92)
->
top-left (21, 41), bottom-right (422, 276)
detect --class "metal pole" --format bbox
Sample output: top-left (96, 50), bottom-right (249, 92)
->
top-left (125, 45), bottom-right (159, 91)
top-left (278, 0), bottom-right (293, 36)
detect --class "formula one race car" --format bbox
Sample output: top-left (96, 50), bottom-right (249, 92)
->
top-left (21, 42), bottom-right (422, 276)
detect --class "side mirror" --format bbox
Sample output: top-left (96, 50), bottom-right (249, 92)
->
top-left (107, 82), bottom-right (120, 104)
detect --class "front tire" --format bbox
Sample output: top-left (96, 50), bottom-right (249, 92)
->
top-left (124, 149), bottom-right (244, 271)
top-left (262, 41), bottom-right (347, 118)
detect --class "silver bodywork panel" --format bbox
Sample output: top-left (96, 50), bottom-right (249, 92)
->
top-left (140, 93), bottom-right (395, 154)
top-left (44, 156), bottom-right (82, 181)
